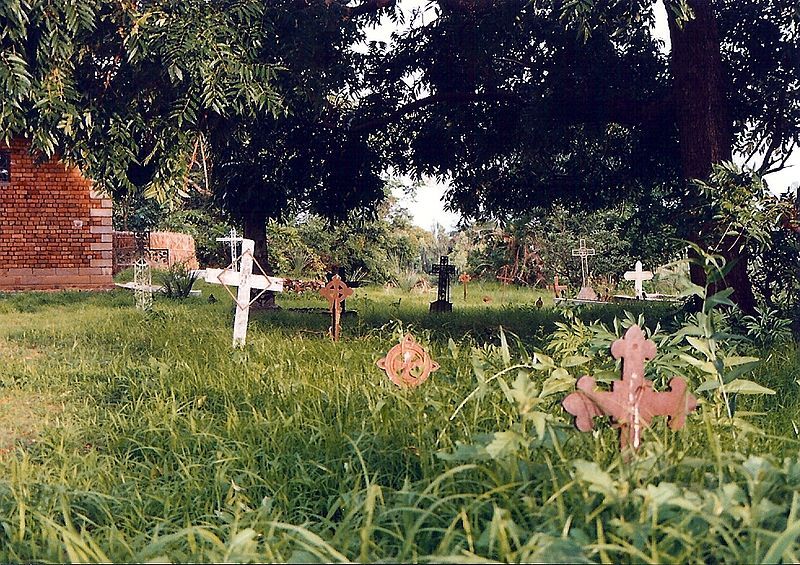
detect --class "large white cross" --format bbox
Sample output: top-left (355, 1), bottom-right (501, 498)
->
top-left (571, 238), bottom-right (596, 288)
top-left (205, 238), bottom-right (284, 347)
top-left (624, 260), bottom-right (653, 299)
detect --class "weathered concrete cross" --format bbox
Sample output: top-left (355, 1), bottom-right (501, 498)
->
top-left (205, 238), bottom-right (283, 347)
top-left (623, 260), bottom-right (654, 299)
top-left (562, 325), bottom-right (698, 452)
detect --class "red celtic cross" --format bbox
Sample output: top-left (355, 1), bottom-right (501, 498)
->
top-left (319, 274), bottom-right (353, 341)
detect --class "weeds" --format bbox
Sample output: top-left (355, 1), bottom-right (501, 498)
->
top-left (0, 281), bottom-right (798, 562)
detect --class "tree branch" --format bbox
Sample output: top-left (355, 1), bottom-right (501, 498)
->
top-left (350, 88), bottom-right (673, 134)
top-left (351, 90), bottom-right (521, 133)
top-left (323, 0), bottom-right (396, 18)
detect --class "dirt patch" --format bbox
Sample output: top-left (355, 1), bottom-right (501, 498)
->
top-left (0, 339), bottom-right (40, 360)
top-left (0, 390), bottom-right (62, 455)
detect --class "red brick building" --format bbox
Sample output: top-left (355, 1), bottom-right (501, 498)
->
top-left (0, 139), bottom-right (113, 291)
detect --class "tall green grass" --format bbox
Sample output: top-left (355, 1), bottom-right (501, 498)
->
top-left (0, 286), bottom-right (798, 562)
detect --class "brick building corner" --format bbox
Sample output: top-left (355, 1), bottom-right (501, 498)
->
top-left (0, 139), bottom-right (114, 291)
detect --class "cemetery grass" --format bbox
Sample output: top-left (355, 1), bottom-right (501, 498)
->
top-left (0, 286), bottom-right (799, 562)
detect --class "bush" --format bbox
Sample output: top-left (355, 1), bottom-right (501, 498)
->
top-left (157, 262), bottom-right (198, 299)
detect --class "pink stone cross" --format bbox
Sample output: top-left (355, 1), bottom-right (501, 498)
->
top-left (562, 325), bottom-right (698, 452)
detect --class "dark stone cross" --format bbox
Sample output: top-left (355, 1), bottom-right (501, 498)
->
top-left (430, 255), bottom-right (457, 313)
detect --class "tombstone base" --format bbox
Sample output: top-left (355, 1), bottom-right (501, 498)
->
top-left (429, 300), bottom-right (453, 313)
top-left (576, 286), bottom-right (598, 301)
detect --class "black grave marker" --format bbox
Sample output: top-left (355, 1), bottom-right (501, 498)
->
top-left (430, 255), bottom-right (456, 313)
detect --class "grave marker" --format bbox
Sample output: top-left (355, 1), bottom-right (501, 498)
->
top-left (623, 260), bottom-right (653, 299)
top-left (553, 275), bottom-right (568, 299)
top-left (204, 238), bottom-right (284, 347)
top-left (571, 239), bottom-right (598, 301)
top-left (133, 256), bottom-right (153, 310)
top-left (562, 325), bottom-right (697, 453)
top-left (319, 274), bottom-right (353, 342)
top-left (217, 228), bottom-right (242, 271)
top-left (458, 273), bottom-right (471, 300)
top-left (377, 333), bottom-right (440, 389)
top-left (430, 255), bottom-right (456, 313)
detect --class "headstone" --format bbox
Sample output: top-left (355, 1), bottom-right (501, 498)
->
top-left (562, 325), bottom-right (698, 453)
top-left (133, 256), bottom-right (153, 311)
top-left (376, 333), bottom-right (440, 389)
top-left (429, 255), bottom-right (456, 313)
top-left (623, 260), bottom-right (653, 299)
top-left (458, 273), bottom-right (471, 300)
top-left (204, 238), bottom-right (284, 347)
top-left (319, 274), bottom-right (353, 342)
top-left (571, 238), bottom-right (597, 300)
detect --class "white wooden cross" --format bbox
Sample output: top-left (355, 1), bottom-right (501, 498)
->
top-left (571, 238), bottom-right (596, 288)
top-left (624, 260), bottom-right (653, 299)
top-left (217, 228), bottom-right (241, 271)
top-left (205, 238), bottom-right (284, 347)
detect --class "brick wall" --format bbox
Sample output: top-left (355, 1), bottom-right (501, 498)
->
top-left (112, 231), bottom-right (199, 274)
top-left (0, 139), bottom-right (113, 290)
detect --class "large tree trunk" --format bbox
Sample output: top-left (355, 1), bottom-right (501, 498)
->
top-left (667, 0), bottom-right (756, 313)
top-left (243, 211), bottom-right (278, 309)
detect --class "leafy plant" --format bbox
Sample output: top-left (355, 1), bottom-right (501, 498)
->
top-left (157, 262), bottom-right (198, 299)
top-left (740, 305), bottom-right (793, 349)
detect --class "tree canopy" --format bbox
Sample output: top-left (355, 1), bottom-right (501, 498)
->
top-left (1, 0), bottom-right (799, 307)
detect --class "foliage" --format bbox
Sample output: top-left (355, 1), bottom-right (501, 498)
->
top-left (157, 262), bottom-right (198, 300)
top-left (694, 162), bottom-right (800, 317)
top-left (739, 306), bottom-right (793, 350)
top-left (264, 195), bottom-right (436, 284)
top-left (464, 204), bottom-right (682, 288)
top-left (0, 282), bottom-right (798, 561)
top-left (0, 0), bottom-right (282, 199)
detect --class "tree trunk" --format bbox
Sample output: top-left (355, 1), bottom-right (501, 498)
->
top-left (243, 212), bottom-right (278, 309)
top-left (667, 0), bottom-right (756, 313)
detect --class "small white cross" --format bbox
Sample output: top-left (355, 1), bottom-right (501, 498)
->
top-left (205, 238), bottom-right (283, 347)
top-left (571, 238), bottom-right (596, 288)
top-left (133, 256), bottom-right (153, 310)
top-left (623, 260), bottom-right (653, 299)
top-left (216, 228), bottom-right (242, 272)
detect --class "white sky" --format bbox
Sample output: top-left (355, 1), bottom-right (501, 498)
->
top-left (373, 1), bottom-right (799, 231)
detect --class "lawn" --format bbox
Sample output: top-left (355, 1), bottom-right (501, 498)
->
top-left (0, 282), bottom-right (799, 562)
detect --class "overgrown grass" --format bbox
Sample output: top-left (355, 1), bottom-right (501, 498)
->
top-left (0, 285), bottom-right (798, 562)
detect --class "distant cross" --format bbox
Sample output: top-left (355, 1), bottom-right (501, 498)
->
top-left (133, 256), bottom-right (153, 311)
top-left (217, 228), bottom-right (242, 272)
top-left (205, 238), bottom-right (284, 347)
top-left (562, 325), bottom-right (698, 453)
top-left (319, 274), bottom-right (353, 342)
top-left (623, 261), bottom-right (653, 299)
top-left (571, 238), bottom-right (596, 288)
top-left (459, 272), bottom-right (471, 300)
top-left (552, 275), bottom-right (568, 298)
top-left (431, 255), bottom-right (457, 304)
top-left (496, 265), bottom-right (514, 286)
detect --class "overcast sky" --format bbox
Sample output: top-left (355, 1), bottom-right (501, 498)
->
top-left (370, 1), bottom-right (799, 231)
